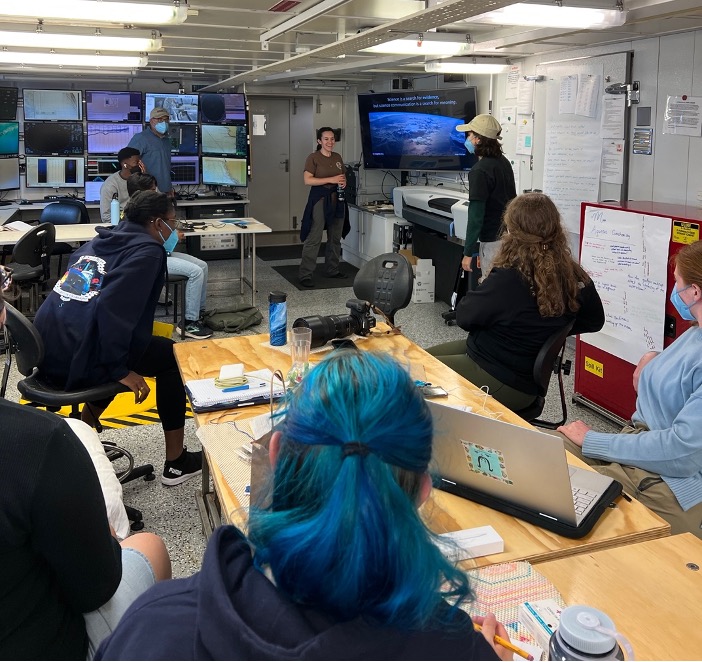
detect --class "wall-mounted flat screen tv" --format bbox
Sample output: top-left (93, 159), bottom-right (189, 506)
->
top-left (201, 156), bottom-right (247, 186)
top-left (200, 124), bottom-right (247, 157)
top-left (171, 155), bottom-right (200, 185)
top-left (0, 157), bottom-right (20, 190)
top-left (167, 124), bottom-right (198, 155)
top-left (357, 88), bottom-right (478, 171)
top-left (145, 93), bottom-right (198, 124)
top-left (86, 156), bottom-right (120, 180)
top-left (26, 156), bottom-right (85, 188)
top-left (85, 90), bottom-right (143, 121)
top-left (23, 89), bottom-right (83, 121)
top-left (0, 88), bottom-right (19, 120)
top-left (199, 93), bottom-right (247, 124)
top-left (24, 121), bottom-right (84, 156)
top-left (0, 122), bottom-right (19, 156)
top-left (87, 122), bottom-right (142, 154)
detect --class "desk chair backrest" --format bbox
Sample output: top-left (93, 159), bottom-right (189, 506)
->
top-left (40, 201), bottom-right (84, 226)
top-left (12, 222), bottom-right (55, 272)
top-left (2, 302), bottom-right (44, 379)
top-left (353, 252), bottom-right (413, 324)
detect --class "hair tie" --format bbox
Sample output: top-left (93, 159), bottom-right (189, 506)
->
top-left (342, 441), bottom-right (370, 458)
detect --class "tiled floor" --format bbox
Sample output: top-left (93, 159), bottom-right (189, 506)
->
top-left (2, 252), bottom-right (622, 578)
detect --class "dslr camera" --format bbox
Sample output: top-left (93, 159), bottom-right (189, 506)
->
top-left (293, 298), bottom-right (376, 348)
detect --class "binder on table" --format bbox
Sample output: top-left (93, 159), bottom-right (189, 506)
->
top-left (185, 369), bottom-right (285, 413)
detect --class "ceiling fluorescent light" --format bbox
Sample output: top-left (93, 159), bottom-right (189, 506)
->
top-left (0, 30), bottom-right (162, 52)
top-left (425, 59), bottom-right (510, 74)
top-left (293, 79), bottom-right (349, 90)
top-left (469, 3), bottom-right (627, 29)
top-left (0, 51), bottom-right (148, 68)
top-left (362, 33), bottom-right (472, 56)
top-left (0, 1), bottom-right (188, 26)
top-left (262, 0), bottom-right (350, 44)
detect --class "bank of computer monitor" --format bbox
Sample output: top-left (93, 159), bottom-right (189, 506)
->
top-left (199, 93), bottom-right (246, 124)
top-left (201, 156), bottom-right (247, 187)
top-left (171, 155), bottom-right (200, 186)
top-left (0, 88), bottom-right (18, 121)
top-left (0, 158), bottom-right (20, 190)
top-left (0, 122), bottom-right (19, 156)
top-left (200, 124), bottom-right (247, 157)
top-left (87, 122), bottom-right (142, 154)
top-left (167, 124), bottom-right (198, 155)
top-left (26, 156), bottom-right (85, 188)
top-left (145, 93), bottom-right (198, 124)
top-left (85, 90), bottom-right (143, 122)
top-left (23, 89), bottom-right (82, 121)
top-left (24, 121), bottom-right (84, 156)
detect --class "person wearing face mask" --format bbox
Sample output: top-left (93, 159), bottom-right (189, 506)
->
top-left (34, 191), bottom-right (202, 487)
top-left (559, 239), bottom-right (702, 538)
top-left (457, 115), bottom-right (516, 280)
top-left (127, 107), bottom-right (174, 196)
top-left (99, 147), bottom-right (145, 222)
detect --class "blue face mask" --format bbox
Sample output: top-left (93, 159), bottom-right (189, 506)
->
top-left (159, 220), bottom-right (178, 254)
top-left (464, 137), bottom-right (476, 154)
top-left (154, 121), bottom-right (168, 135)
top-left (670, 284), bottom-right (697, 321)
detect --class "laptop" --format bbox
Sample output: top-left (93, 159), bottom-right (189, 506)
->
top-left (427, 401), bottom-right (622, 538)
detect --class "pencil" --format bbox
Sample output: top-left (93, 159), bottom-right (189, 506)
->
top-left (474, 623), bottom-right (534, 661)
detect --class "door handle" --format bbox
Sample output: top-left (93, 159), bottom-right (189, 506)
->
top-left (280, 159), bottom-right (289, 172)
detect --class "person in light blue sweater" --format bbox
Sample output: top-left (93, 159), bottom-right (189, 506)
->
top-left (559, 240), bottom-right (702, 538)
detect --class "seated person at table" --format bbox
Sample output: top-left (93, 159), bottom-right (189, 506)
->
top-left (96, 350), bottom-right (512, 661)
top-left (428, 192), bottom-right (605, 411)
top-left (127, 173), bottom-right (211, 340)
top-left (34, 191), bottom-right (203, 486)
top-left (99, 147), bottom-right (143, 222)
top-left (559, 239), bottom-right (702, 538)
top-left (0, 274), bottom-right (171, 660)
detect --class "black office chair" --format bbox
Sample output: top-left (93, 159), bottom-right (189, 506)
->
top-left (40, 201), bottom-right (90, 278)
top-left (353, 252), bottom-right (414, 324)
top-left (514, 320), bottom-right (575, 429)
top-left (9, 222), bottom-right (55, 316)
top-left (1, 302), bottom-right (154, 531)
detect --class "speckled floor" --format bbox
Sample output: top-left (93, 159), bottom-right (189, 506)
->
top-left (2, 252), bottom-right (621, 578)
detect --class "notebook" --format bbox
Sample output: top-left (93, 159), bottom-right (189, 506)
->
top-left (185, 369), bottom-right (285, 413)
top-left (427, 401), bottom-right (622, 539)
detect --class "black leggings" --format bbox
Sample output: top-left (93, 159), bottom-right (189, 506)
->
top-left (91, 336), bottom-right (186, 431)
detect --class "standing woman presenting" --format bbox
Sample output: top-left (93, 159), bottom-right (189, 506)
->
top-left (298, 127), bottom-right (350, 288)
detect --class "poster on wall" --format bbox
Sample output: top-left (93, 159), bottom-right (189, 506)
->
top-left (559, 75), bottom-right (578, 114)
top-left (505, 65), bottom-right (521, 99)
top-left (662, 95), bottom-right (702, 135)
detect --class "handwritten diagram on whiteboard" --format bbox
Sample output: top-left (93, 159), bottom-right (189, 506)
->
top-left (580, 206), bottom-right (672, 365)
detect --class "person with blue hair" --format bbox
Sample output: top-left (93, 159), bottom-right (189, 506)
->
top-left (96, 350), bottom-right (511, 660)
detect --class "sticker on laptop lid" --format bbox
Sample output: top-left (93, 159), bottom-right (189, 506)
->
top-left (461, 441), bottom-right (512, 484)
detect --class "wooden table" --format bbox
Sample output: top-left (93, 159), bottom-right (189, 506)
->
top-left (0, 222), bottom-right (108, 245)
top-left (536, 533), bottom-right (702, 660)
top-left (174, 332), bottom-right (670, 564)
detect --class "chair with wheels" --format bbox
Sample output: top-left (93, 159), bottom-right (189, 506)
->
top-left (9, 222), bottom-right (55, 316)
top-left (352, 252), bottom-right (414, 324)
top-left (39, 201), bottom-right (89, 278)
top-left (1, 302), bottom-right (155, 531)
top-left (514, 320), bottom-right (575, 429)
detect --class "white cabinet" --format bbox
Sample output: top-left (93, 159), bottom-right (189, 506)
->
top-left (342, 206), bottom-right (399, 268)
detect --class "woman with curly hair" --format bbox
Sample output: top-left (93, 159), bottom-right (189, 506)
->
top-left (428, 192), bottom-right (605, 411)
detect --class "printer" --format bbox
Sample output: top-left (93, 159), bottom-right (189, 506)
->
top-left (393, 186), bottom-right (470, 240)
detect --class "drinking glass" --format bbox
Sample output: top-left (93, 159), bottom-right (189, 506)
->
top-left (286, 326), bottom-right (312, 387)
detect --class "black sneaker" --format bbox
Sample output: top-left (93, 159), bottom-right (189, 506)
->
top-left (299, 277), bottom-right (315, 288)
top-left (162, 448), bottom-right (203, 486)
top-left (177, 320), bottom-right (213, 339)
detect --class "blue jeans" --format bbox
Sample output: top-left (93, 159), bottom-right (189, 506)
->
top-left (167, 252), bottom-right (208, 322)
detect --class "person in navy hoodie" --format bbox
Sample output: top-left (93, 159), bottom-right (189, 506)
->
top-left (96, 350), bottom-right (512, 661)
top-left (34, 190), bottom-right (201, 486)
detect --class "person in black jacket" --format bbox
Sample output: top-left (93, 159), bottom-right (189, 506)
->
top-left (428, 192), bottom-right (604, 411)
top-left (33, 191), bottom-right (202, 486)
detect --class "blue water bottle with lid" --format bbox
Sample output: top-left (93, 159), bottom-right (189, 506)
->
top-left (110, 194), bottom-right (120, 225)
top-left (549, 605), bottom-right (633, 660)
top-left (269, 291), bottom-right (287, 346)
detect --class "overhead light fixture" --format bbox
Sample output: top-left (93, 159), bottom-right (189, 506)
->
top-left (425, 58), bottom-right (510, 74)
top-left (292, 79), bottom-right (350, 91)
top-left (0, 1), bottom-right (188, 26)
top-left (0, 29), bottom-right (162, 52)
top-left (468, 3), bottom-right (627, 29)
top-left (262, 0), bottom-right (349, 44)
top-left (0, 51), bottom-right (148, 68)
top-left (362, 33), bottom-right (473, 56)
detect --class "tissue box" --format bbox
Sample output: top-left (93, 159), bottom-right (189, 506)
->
top-left (435, 525), bottom-right (504, 562)
top-left (518, 599), bottom-right (563, 651)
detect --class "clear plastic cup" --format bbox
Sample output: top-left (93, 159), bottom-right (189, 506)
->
top-left (287, 326), bottom-right (312, 386)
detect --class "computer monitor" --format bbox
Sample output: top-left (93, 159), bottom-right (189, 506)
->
top-left (145, 93), bottom-right (198, 124)
top-left (171, 155), bottom-right (200, 185)
top-left (86, 156), bottom-right (120, 180)
top-left (0, 88), bottom-right (19, 121)
top-left (84, 180), bottom-right (103, 203)
top-left (167, 124), bottom-right (198, 155)
top-left (23, 89), bottom-right (83, 121)
top-left (85, 90), bottom-right (143, 122)
top-left (87, 122), bottom-right (142, 154)
top-left (200, 124), bottom-right (247, 157)
top-left (0, 122), bottom-right (19, 156)
top-left (0, 158), bottom-right (20, 190)
top-left (26, 156), bottom-right (85, 188)
top-left (201, 157), bottom-right (248, 186)
top-left (199, 93), bottom-right (247, 124)
top-left (24, 121), bottom-right (84, 156)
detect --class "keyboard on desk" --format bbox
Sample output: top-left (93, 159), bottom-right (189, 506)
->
top-left (572, 486), bottom-right (598, 518)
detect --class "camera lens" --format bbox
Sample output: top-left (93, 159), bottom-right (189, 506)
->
top-left (292, 314), bottom-right (359, 348)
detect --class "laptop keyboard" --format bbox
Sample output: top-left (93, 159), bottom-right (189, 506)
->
top-left (572, 486), bottom-right (598, 516)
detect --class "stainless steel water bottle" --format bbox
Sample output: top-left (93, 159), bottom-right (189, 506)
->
top-left (269, 291), bottom-right (287, 346)
top-left (337, 184), bottom-right (345, 202)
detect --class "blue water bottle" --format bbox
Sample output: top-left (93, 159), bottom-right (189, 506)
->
top-left (110, 194), bottom-right (120, 225)
top-left (269, 291), bottom-right (287, 346)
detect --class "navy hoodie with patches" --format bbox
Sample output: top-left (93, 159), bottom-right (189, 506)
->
top-left (34, 221), bottom-right (166, 390)
top-left (95, 526), bottom-right (498, 661)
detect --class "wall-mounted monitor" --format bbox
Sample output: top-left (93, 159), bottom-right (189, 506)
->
top-left (199, 93), bottom-right (247, 124)
top-left (24, 121), bottom-right (84, 156)
top-left (201, 156), bottom-right (247, 187)
top-left (145, 93), bottom-right (198, 124)
top-left (26, 156), bottom-right (85, 188)
top-left (200, 124), bottom-right (247, 157)
top-left (0, 157), bottom-right (20, 190)
top-left (357, 88), bottom-right (478, 171)
top-left (23, 89), bottom-right (83, 121)
top-left (87, 122), bottom-right (142, 154)
top-left (0, 122), bottom-right (19, 156)
top-left (86, 156), bottom-right (120, 180)
top-left (85, 90), bottom-right (143, 122)
top-left (0, 88), bottom-right (19, 121)
top-left (171, 155), bottom-right (200, 186)
top-left (168, 124), bottom-right (198, 155)
top-left (84, 180), bottom-right (103, 203)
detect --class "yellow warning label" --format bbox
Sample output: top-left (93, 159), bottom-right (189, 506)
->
top-left (672, 221), bottom-right (700, 245)
top-left (584, 356), bottom-right (604, 378)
